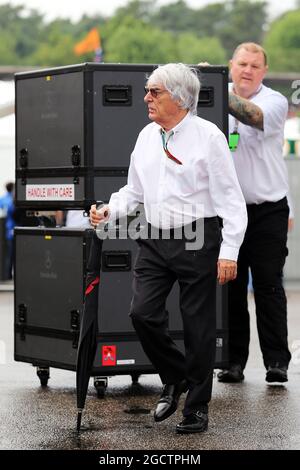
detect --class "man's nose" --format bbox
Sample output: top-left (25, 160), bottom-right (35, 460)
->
top-left (144, 92), bottom-right (152, 103)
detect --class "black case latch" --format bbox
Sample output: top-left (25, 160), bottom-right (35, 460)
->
top-left (19, 148), bottom-right (28, 185)
top-left (18, 303), bottom-right (27, 340)
top-left (70, 309), bottom-right (80, 348)
top-left (71, 145), bottom-right (81, 184)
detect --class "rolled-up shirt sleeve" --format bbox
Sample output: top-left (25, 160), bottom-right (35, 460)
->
top-left (208, 132), bottom-right (248, 261)
top-left (109, 151), bottom-right (144, 222)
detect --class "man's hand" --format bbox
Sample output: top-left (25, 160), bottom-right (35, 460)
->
top-left (217, 259), bottom-right (237, 285)
top-left (89, 204), bottom-right (110, 227)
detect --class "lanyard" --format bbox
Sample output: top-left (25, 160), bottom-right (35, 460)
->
top-left (229, 118), bottom-right (240, 152)
top-left (233, 118), bottom-right (239, 133)
top-left (161, 130), bottom-right (183, 165)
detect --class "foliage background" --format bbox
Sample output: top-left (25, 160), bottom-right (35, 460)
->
top-left (0, 0), bottom-right (299, 71)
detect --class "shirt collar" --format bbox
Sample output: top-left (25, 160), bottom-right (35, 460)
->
top-left (156, 111), bottom-right (192, 136)
top-left (229, 82), bottom-right (264, 99)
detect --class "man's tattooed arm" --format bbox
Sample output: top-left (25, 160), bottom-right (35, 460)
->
top-left (229, 92), bottom-right (264, 130)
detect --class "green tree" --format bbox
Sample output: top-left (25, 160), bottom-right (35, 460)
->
top-left (28, 26), bottom-right (78, 66)
top-left (114, 0), bottom-right (155, 22)
top-left (151, 0), bottom-right (196, 33)
top-left (150, 0), bottom-right (267, 59)
top-left (26, 16), bottom-right (107, 66)
top-left (0, 3), bottom-right (25, 30)
top-left (218, 0), bottom-right (267, 58)
top-left (176, 34), bottom-right (227, 64)
top-left (0, 3), bottom-right (44, 64)
top-left (0, 0), bottom-right (296, 69)
top-left (72, 14), bottom-right (106, 38)
top-left (153, 1), bottom-right (227, 38)
top-left (264, 10), bottom-right (300, 72)
top-left (0, 30), bottom-right (18, 65)
top-left (104, 16), bottom-right (177, 63)
top-left (13, 10), bottom-right (44, 59)
top-left (190, 3), bottom-right (227, 38)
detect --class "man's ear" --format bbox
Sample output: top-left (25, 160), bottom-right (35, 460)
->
top-left (264, 64), bottom-right (269, 76)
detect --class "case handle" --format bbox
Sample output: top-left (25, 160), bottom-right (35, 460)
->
top-left (198, 87), bottom-right (214, 107)
top-left (103, 85), bottom-right (132, 106)
top-left (102, 251), bottom-right (131, 271)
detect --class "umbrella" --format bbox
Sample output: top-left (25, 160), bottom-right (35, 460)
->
top-left (76, 227), bottom-right (103, 433)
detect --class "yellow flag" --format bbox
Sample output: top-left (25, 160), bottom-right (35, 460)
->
top-left (74, 28), bottom-right (101, 55)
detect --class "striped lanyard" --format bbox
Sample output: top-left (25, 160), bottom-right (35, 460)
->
top-left (161, 129), bottom-right (183, 165)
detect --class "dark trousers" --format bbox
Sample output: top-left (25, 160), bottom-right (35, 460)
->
top-left (130, 217), bottom-right (220, 416)
top-left (228, 197), bottom-right (291, 370)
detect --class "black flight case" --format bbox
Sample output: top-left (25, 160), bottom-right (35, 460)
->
top-left (15, 63), bottom-right (228, 210)
top-left (14, 224), bottom-right (228, 395)
top-left (14, 63), bottom-right (229, 393)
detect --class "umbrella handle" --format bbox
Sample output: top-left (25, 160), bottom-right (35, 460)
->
top-left (96, 201), bottom-right (104, 210)
top-left (90, 201), bottom-right (109, 229)
top-left (96, 202), bottom-right (109, 218)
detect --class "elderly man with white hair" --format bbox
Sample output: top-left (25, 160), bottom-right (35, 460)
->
top-left (90, 63), bottom-right (247, 434)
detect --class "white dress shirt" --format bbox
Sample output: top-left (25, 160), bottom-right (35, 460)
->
top-left (109, 112), bottom-right (247, 261)
top-left (229, 83), bottom-right (289, 204)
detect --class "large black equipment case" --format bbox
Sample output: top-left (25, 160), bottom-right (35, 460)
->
top-left (14, 226), bottom-right (228, 391)
top-left (15, 63), bottom-right (228, 209)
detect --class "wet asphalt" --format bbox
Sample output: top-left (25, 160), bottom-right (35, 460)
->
top-left (0, 287), bottom-right (300, 451)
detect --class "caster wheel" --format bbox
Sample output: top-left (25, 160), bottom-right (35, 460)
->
top-left (131, 373), bottom-right (140, 385)
top-left (96, 385), bottom-right (106, 398)
top-left (36, 366), bottom-right (50, 387)
top-left (94, 377), bottom-right (108, 399)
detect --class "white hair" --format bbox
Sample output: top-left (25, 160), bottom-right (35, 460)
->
top-left (147, 63), bottom-right (201, 115)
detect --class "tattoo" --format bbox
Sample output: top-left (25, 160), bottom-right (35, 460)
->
top-left (229, 92), bottom-right (264, 130)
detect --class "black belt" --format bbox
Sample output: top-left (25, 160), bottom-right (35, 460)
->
top-left (147, 217), bottom-right (218, 239)
top-left (246, 196), bottom-right (287, 209)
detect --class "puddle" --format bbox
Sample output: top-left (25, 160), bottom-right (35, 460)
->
top-left (124, 407), bottom-right (150, 415)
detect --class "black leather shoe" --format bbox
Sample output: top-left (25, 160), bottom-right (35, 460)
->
top-left (217, 364), bottom-right (244, 383)
top-left (176, 410), bottom-right (208, 434)
top-left (154, 380), bottom-right (188, 422)
top-left (266, 364), bottom-right (288, 383)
